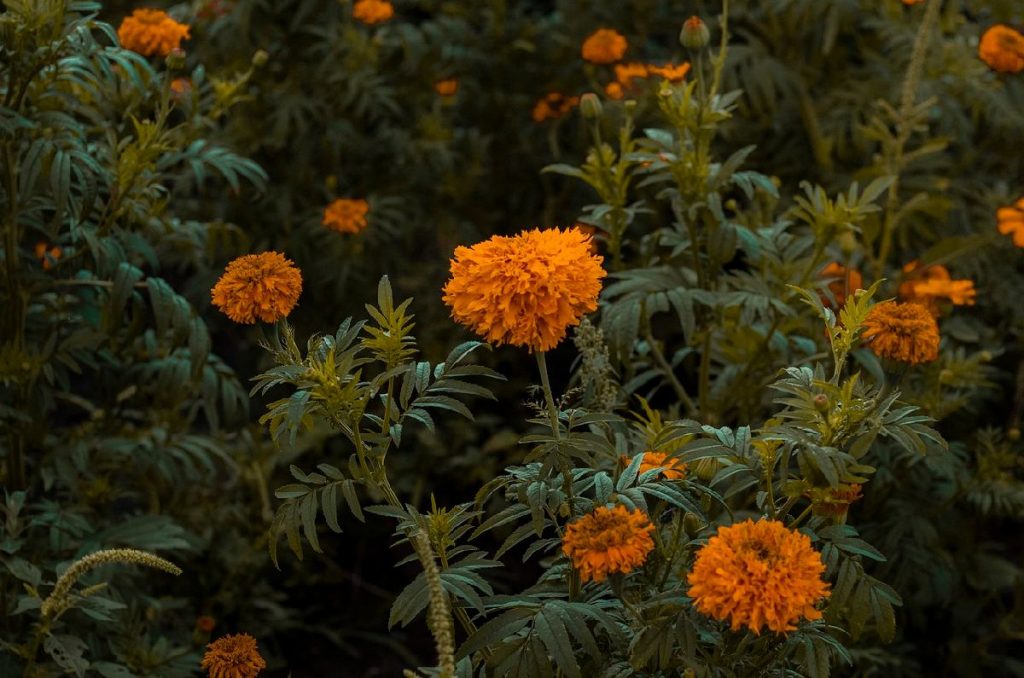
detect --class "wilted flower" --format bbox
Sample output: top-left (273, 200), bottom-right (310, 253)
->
top-left (531, 92), bottom-right (580, 122)
top-left (442, 227), bottom-right (605, 352)
top-left (353, 0), bottom-right (394, 25)
top-left (898, 261), bottom-right (976, 314)
top-left (562, 505), bottom-right (655, 582)
top-left (117, 9), bottom-right (190, 57)
top-left (806, 484), bottom-right (863, 520)
top-left (322, 198), bottom-right (370, 234)
top-left (200, 633), bottom-right (266, 678)
top-left (211, 252), bottom-right (303, 324)
top-left (687, 519), bottom-right (830, 634)
top-left (978, 25), bottom-right (1024, 74)
top-left (581, 28), bottom-right (628, 64)
top-left (861, 301), bottom-right (940, 365)
top-left (997, 197), bottom-right (1024, 247)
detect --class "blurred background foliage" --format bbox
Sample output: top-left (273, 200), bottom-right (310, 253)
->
top-left (1, 0), bottom-right (1023, 675)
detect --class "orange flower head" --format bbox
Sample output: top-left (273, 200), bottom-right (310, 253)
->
top-left (861, 301), bottom-right (940, 364)
top-left (997, 197), bottom-right (1024, 247)
top-left (604, 82), bottom-right (625, 100)
top-left (623, 450), bottom-right (688, 480)
top-left (196, 615), bottom-right (217, 633)
top-left (562, 505), bottom-right (655, 583)
top-left (581, 28), bottom-right (628, 64)
top-left (687, 519), bottom-right (830, 634)
top-left (646, 62), bottom-right (691, 82)
top-left (979, 25), bottom-right (1024, 74)
top-left (806, 484), bottom-right (863, 519)
top-left (902, 0), bottom-right (926, 5)
top-left (34, 242), bottom-right (62, 271)
top-left (353, 0), bottom-right (394, 25)
top-left (200, 633), bottom-right (266, 678)
top-left (211, 252), bottom-right (303, 324)
top-left (531, 92), bottom-right (580, 122)
top-left (443, 227), bottom-right (605, 352)
top-left (614, 62), bottom-right (650, 86)
top-left (818, 262), bottom-right (863, 308)
top-left (322, 198), bottom-right (370, 234)
top-left (117, 9), bottom-right (190, 57)
top-left (899, 260), bottom-right (975, 313)
top-left (435, 79), bottom-right (458, 96)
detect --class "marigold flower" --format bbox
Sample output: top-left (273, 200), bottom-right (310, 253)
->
top-left (646, 62), bottom-right (691, 82)
top-left (861, 301), bottom-right (940, 365)
top-left (196, 615), bottom-right (217, 633)
top-left (562, 505), bottom-right (655, 583)
top-left (211, 252), bottom-right (303, 324)
top-left (806, 484), bottom-right (863, 520)
top-left (581, 28), bottom-right (628, 65)
top-left (322, 198), bottom-right (370, 234)
top-left (687, 519), bottom-right (830, 634)
top-left (200, 633), bottom-right (266, 678)
top-left (117, 9), bottom-right (190, 57)
top-left (818, 262), bottom-right (863, 308)
top-left (898, 260), bottom-right (975, 314)
top-left (442, 227), bottom-right (605, 352)
top-left (978, 25), bottom-right (1024, 74)
top-left (604, 82), bottom-right (625, 100)
top-left (435, 79), bottom-right (458, 96)
top-left (901, 0), bottom-right (926, 5)
top-left (623, 450), bottom-right (688, 480)
top-left (352, 0), bottom-right (394, 25)
top-left (997, 197), bottom-right (1024, 247)
top-left (34, 242), bottom-right (62, 271)
top-left (531, 92), bottom-right (580, 122)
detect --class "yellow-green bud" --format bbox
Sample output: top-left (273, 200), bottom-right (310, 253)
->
top-left (680, 16), bottom-right (710, 50)
top-left (164, 48), bottom-right (186, 71)
top-left (580, 93), bottom-right (603, 119)
top-left (1008, 427), bottom-right (1021, 442)
top-left (838, 231), bottom-right (858, 255)
top-left (252, 49), bottom-right (269, 67)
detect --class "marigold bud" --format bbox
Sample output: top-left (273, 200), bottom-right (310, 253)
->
top-left (813, 394), bottom-right (829, 411)
top-left (838, 231), bottom-right (858, 255)
top-left (164, 47), bottom-right (186, 70)
top-left (680, 16), bottom-right (710, 50)
top-left (979, 350), bottom-right (993, 362)
top-left (1008, 427), bottom-right (1021, 442)
top-left (252, 49), bottom-right (269, 67)
top-left (579, 93), bottom-right (603, 119)
top-left (683, 512), bottom-right (703, 537)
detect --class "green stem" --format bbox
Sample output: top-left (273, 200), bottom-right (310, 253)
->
top-left (645, 328), bottom-right (698, 417)
top-left (536, 351), bottom-right (561, 441)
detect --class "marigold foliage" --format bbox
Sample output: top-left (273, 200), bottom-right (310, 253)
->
top-left (200, 633), bottom-right (267, 678)
top-left (116, 9), bottom-right (190, 57)
top-left (581, 28), bottom-right (628, 65)
top-left (322, 198), bottom-right (370, 234)
top-left (861, 301), bottom-right (940, 365)
top-left (561, 505), bottom-right (655, 582)
top-left (211, 252), bottom-right (303, 324)
top-left (687, 519), bottom-right (830, 634)
top-left (978, 25), bottom-right (1024, 74)
top-left (442, 227), bottom-right (605, 352)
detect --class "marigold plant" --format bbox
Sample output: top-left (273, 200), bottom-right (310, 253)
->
top-left (561, 505), bottom-right (655, 583)
top-left (116, 8), bottom-right (190, 57)
top-left (211, 252), bottom-right (303, 324)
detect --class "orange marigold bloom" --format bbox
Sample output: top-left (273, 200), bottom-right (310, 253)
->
top-left (614, 62), bottom-right (650, 86)
top-left (581, 28), bottom-right (628, 65)
top-left (211, 252), bottom-right (303, 324)
top-left (861, 301), bottom-right (940, 365)
top-left (646, 62), bottom-right (691, 82)
top-left (978, 25), bottom-right (1024, 74)
top-left (196, 615), bottom-right (217, 633)
top-left (818, 262), bottom-right (863, 308)
top-left (997, 197), bottom-right (1024, 247)
top-left (435, 79), bottom-right (458, 96)
top-left (531, 92), bottom-right (580, 122)
top-left (322, 198), bottom-right (370, 234)
top-left (352, 0), bottom-right (394, 25)
top-left (687, 519), bottom-right (830, 634)
top-left (623, 450), bottom-right (688, 480)
top-left (34, 242), bottom-right (62, 271)
top-left (562, 505), bottom-right (655, 582)
top-left (899, 260), bottom-right (976, 313)
top-left (200, 633), bottom-right (266, 678)
top-left (117, 9), bottom-right (190, 57)
top-left (442, 227), bottom-right (605, 352)
top-left (806, 484), bottom-right (863, 519)
top-left (902, 0), bottom-right (926, 5)
top-left (604, 82), bottom-right (625, 100)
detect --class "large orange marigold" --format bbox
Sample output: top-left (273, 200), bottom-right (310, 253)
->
top-left (323, 198), bottom-right (370, 234)
top-left (200, 633), bottom-right (266, 678)
top-left (353, 0), bottom-right (394, 25)
top-left (442, 227), bottom-right (605, 352)
top-left (117, 9), bottom-right (190, 57)
top-left (211, 252), bottom-right (303, 324)
top-left (687, 519), bottom-right (830, 634)
top-left (861, 300), bottom-right (940, 365)
top-left (581, 28), bottom-right (628, 65)
top-left (978, 25), bottom-right (1024, 74)
top-left (997, 197), bottom-right (1024, 247)
top-left (562, 505), bottom-right (655, 583)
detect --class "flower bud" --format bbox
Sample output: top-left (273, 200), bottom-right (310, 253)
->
top-left (252, 49), bottom-right (269, 67)
top-left (1009, 427), bottom-right (1021, 442)
top-left (579, 92), bottom-right (603, 119)
top-left (979, 350), bottom-right (993, 362)
top-left (813, 394), bottom-right (829, 411)
top-left (680, 15), bottom-right (710, 50)
top-left (164, 47), bottom-right (186, 71)
top-left (838, 231), bottom-right (858, 255)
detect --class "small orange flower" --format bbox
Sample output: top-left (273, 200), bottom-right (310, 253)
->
top-left (117, 9), bottom-right (190, 57)
top-left (997, 197), bottom-right (1024, 247)
top-left (322, 198), bottom-right (370, 234)
top-left (562, 505), bottom-right (655, 583)
top-left (435, 79), bottom-right (458, 96)
top-left (687, 519), bottom-right (830, 634)
top-left (196, 615), bottom-right (217, 633)
top-left (978, 25), bottom-right (1024, 74)
top-left (200, 633), bottom-right (266, 678)
top-left (352, 0), bottom-right (394, 25)
top-left (581, 28), bottom-right (628, 65)
top-left (604, 82), bottom-right (625, 100)
top-left (646, 62), bottom-right (691, 82)
top-left (531, 92), bottom-right (581, 122)
top-left (818, 262), bottom-right (863, 308)
top-left (806, 484), bottom-right (863, 519)
top-left (170, 77), bottom-right (192, 102)
top-left (443, 227), bottom-right (605, 352)
top-left (898, 260), bottom-right (976, 314)
top-left (902, 0), bottom-right (926, 5)
top-left (861, 301), bottom-right (940, 365)
top-left (623, 450), bottom-right (688, 480)
top-left (614, 62), bottom-right (649, 86)
top-left (34, 242), bottom-right (62, 271)
top-left (211, 252), bottom-right (303, 324)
